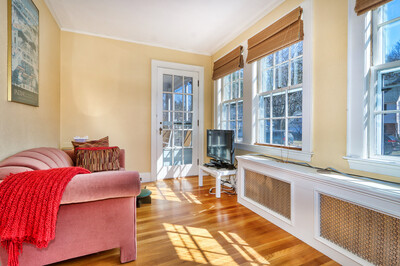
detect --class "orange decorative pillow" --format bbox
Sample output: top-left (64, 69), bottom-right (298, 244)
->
top-left (75, 146), bottom-right (120, 172)
top-left (71, 136), bottom-right (109, 150)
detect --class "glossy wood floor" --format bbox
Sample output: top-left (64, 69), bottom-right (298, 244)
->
top-left (52, 176), bottom-right (339, 266)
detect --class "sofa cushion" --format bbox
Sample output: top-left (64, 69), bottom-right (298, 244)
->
top-left (75, 147), bottom-right (120, 172)
top-left (60, 170), bottom-right (140, 204)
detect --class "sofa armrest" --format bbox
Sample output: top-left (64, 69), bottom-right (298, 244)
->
top-left (63, 148), bottom-right (126, 169)
top-left (61, 170), bottom-right (140, 205)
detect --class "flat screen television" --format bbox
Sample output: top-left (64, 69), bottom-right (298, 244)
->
top-left (207, 129), bottom-right (235, 166)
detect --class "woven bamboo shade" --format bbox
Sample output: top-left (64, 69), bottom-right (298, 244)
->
top-left (354, 0), bottom-right (393, 15)
top-left (212, 46), bottom-right (244, 80)
top-left (247, 7), bottom-right (303, 64)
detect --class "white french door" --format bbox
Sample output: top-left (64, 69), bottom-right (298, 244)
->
top-left (155, 67), bottom-right (199, 179)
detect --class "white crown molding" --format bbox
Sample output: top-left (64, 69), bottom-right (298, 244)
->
top-left (60, 28), bottom-right (212, 56)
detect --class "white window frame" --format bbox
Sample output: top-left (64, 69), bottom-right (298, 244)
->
top-left (256, 43), bottom-right (304, 148)
top-left (345, 0), bottom-right (400, 178)
top-left (214, 0), bottom-right (313, 162)
top-left (219, 70), bottom-right (244, 142)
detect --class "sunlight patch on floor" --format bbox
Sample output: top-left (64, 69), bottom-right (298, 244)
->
top-left (163, 223), bottom-right (270, 265)
top-left (146, 185), bottom-right (202, 204)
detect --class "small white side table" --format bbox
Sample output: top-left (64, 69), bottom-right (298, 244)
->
top-left (199, 165), bottom-right (237, 198)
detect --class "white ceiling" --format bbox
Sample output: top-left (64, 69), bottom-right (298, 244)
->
top-left (45, 0), bottom-right (283, 55)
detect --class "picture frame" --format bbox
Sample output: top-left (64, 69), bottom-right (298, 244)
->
top-left (8, 0), bottom-right (39, 107)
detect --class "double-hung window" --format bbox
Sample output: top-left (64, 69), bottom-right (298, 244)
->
top-left (257, 42), bottom-right (303, 148)
top-left (370, 0), bottom-right (400, 158)
top-left (220, 69), bottom-right (244, 142)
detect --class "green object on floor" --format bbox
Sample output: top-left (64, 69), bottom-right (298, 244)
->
top-left (137, 187), bottom-right (152, 208)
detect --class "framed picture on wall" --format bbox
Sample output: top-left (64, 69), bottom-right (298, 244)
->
top-left (8, 0), bottom-right (39, 107)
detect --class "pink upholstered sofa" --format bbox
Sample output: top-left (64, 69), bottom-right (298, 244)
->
top-left (0, 147), bottom-right (141, 266)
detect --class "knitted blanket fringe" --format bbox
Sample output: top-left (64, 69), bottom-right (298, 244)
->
top-left (0, 167), bottom-right (90, 266)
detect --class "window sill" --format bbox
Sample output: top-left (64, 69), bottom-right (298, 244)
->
top-left (344, 156), bottom-right (400, 178)
top-left (235, 142), bottom-right (313, 162)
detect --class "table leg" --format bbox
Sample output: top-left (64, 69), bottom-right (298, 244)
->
top-left (199, 168), bottom-right (203, 187)
top-left (216, 175), bottom-right (221, 198)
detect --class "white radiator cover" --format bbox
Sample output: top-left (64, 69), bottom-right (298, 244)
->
top-left (236, 155), bottom-right (400, 266)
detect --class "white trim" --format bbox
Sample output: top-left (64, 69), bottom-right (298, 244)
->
top-left (151, 60), bottom-right (204, 181)
top-left (139, 172), bottom-right (153, 183)
top-left (60, 29), bottom-right (211, 56)
top-left (344, 156), bottom-right (400, 177)
top-left (236, 143), bottom-right (313, 161)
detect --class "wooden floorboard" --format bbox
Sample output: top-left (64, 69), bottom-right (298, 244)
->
top-left (51, 176), bottom-right (339, 266)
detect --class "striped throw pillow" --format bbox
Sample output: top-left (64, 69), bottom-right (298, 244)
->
top-left (75, 146), bottom-right (120, 172)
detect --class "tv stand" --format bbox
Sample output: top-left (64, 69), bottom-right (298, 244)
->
top-left (204, 159), bottom-right (235, 170)
top-left (199, 165), bottom-right (237, 198)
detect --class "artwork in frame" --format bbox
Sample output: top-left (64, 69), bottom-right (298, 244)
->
top-left (8, 0), bottom-right (39, 107)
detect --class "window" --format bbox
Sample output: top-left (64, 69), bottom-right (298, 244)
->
top-left (220, 69), bottom-right (244, 142)
top-left (371, 1), bottom-right (400, 158)
top-left (257, 42), bottom-right (303, 148)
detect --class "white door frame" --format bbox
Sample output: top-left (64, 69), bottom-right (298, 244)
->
top-left (151, 60), bottom-right (204, 181)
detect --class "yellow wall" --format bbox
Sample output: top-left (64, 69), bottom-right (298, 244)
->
top-left (60, 31), bottom-right (213, 172)
top-left (213, 0), bottom-right (398, 183)
top-left (0, 0), bottom-right (60, 161)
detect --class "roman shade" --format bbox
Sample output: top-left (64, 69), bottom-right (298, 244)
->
top-left (246, 7), bottom-right (303, 64)
top-left (212, 46), bottom-right (244, 80)
top-left (354, 0), bottom-right (393, 15)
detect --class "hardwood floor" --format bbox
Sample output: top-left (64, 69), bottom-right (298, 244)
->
top-left (52, 176), bottom-right (339, 266)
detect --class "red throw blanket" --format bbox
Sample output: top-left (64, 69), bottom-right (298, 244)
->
top-left (0, 167), bottom-right (90, 266)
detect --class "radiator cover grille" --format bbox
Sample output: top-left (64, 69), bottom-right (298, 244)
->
top-left (244, 170), bottom-right (291, 220)
top-left (319, 194), bottom-right (400, 266)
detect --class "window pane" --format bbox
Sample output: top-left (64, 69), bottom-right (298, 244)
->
top-left (272, 119), bottom-right (285, 145)
top-left (238, 120), bottom-right (243, 141)
top-left (222, 103), bottom-right (228, 121)
top-left (163, 93), bottom-right (172, 111)
top-left (174, 94), bottom-right (183, 111)
top-left (380, 0), bottom-right (400, 23)
top-left (376, 114), bottom-right (400, 156)
top-left (275, 47), bottom-right (289, 64)
top-left (272, 93), bottom-right (286, 117)
top-left (258, 119), bottom-right (271, 144)
top-left (262, 68), bottom-right (273, 92)
top-left (275, 62), bottom-right (289, 89)
top-left (239, 69), bottom-right (244, 78)
top-left (163, 112), bottom-right (173, 129)
top-left (230, 121), bottom-right (236, 133)
top-left (383, 20), bottom-right (400, 63)
top-left (233, 71), bottom-right (238, 81)
top-left (262, 54), bottom-right (274, 69)
top-left (238, 101), bottom-right (243, 120)
top-left (291, 58), bottom-right (303, 86)
top-left (288, 89), bottom-right (302, 116)
top-left (184, 77), bottom-right (193, 94)
top-left (163, 74), bottom-right (172, 92)
top-left (221, 121), bottom-right (227, 129)
top-left (174, 76), bottom-right (183, 93)
top-left (223, 84), bottom-right (231, 101)
top-left (291, 41), bottom-right (303, 58)
top-left (259, 95), bottom-right (270, 119)
top-left (377, 69), bottom-right (400, 111)
top-left (288, 118), bottom-right (302, 147)
top-left (230, 103), bottom-right (236, 120)
top-left (232, 81), bottom-right (239, 99)
top-left (239, 79), bottom-right (243, 98)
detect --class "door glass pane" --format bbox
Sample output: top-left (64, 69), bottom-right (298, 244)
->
top-left (288, 118), bottom-right (302, 147)
top-left (272, 119), bottom-right (285, 145)
top-left (174, 76), bottom-right (183, 93)
top-left (184, 130), bottom-right (192, 147)
top-left (174, 94), bottom-right (183, 111)
top-left (163, 149), bottom-right (172, 166)
top-left (174, 149), bottom-right (182, 165)
top-left (174, 112), bottom-right (183, 129)
top-left (174, 130), bottom-right (183, 147)
top-left (163, 130), bottom-right (172, 148)
top-left (272, 93), bottom-right (285, 117)
top-left (163, 93), bottom-right (172, 111)
top-left (184, 113), bottom-right (192, 129)
top-left (288, 89), bottom-right (302, 116)
top-left (163, 112), bottom-right (173, 129)
top-left (163, 75), bottom-right (172, 92)
top-left (184, 148), bottom-right (192, 164)
top-left (185, 95), bottom-right (193, 111)
top-left (184, 77), bottom-right (193, 94)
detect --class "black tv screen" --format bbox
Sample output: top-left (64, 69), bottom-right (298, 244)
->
top-left (207, 129), bottom-right (235, 164)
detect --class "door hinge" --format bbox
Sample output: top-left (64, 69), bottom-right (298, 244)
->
top-left (197, 159), bottom-right (199, 165)
top-left (197, 120), bottom-right (199, 126)
top-left (198, 80), bottom-right (200, 87)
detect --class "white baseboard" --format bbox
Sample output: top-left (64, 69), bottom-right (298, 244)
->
top-left (139, 172), bottom-right (154, 183)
